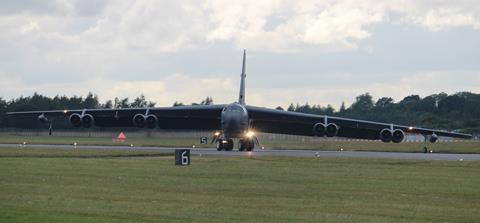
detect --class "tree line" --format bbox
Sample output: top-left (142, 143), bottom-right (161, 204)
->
top-left (282, 92), bottom-right (480, 133)
top-left (1, 92), bottom-right (479, 133)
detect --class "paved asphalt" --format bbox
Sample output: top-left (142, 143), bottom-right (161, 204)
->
top-left (1, 143), bottom-right (479, 161)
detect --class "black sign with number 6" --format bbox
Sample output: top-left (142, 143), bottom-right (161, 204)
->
top-left (175, 149), bottom-right (190, 166)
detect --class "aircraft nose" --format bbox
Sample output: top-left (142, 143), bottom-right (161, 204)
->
top-left (223, 114), bottom-right (241, 132)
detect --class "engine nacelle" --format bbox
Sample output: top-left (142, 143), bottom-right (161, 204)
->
top-left (37, 114), bottom-right (48, 123)
top-left (145, 115), bottom-right (158, 128)
top-left (133, 114), bottom-right (146, 127)
top-left (392, 129), bottom-right (405, 143)
top-left (69, 113), bottom-right (82, 127)
top-left (380, 128), bottom-right (393, 143)
top-left (313, 123), bottom-right (326, 136)
top-left (69, 113), bottom-right (94, 128)
top-left (429, 133), bottom-right (438, 143)
top-left (326, 123), bottom-right (339, 137)
top-left (81, 114), bottom-right (94, 128)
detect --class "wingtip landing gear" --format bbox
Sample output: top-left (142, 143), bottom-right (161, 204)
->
top-left (422, 134), bottom-right (437, 153)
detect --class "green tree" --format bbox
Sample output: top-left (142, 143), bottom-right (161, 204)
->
top-left (375, 97), bottom-right (394, 108)
top-left (351, 93), bottom-right (374, 113)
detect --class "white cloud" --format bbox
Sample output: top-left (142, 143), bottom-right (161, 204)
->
top-left (397, 1), bottom-right (480, 31)
top-left (2, 73), bottom-right (238, 107)
top-left (1, 0), bottom-right (480, 109)
top-left (2, 0), bottom-right (480, 54)
top-left (246, 70), bottom-right (480, 109)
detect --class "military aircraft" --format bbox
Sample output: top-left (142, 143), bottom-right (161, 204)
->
top-left (7, 50), bottom-right (472, 151)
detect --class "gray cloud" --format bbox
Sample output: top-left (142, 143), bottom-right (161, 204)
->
top-left (0, 0), bottom-right (479, 109)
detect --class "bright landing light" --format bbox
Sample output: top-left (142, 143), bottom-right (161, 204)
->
top-left (245, 131), bottom-right (255, 138)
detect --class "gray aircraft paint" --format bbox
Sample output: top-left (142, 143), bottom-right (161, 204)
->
top-left (5, 50), bottom-right (472, 152)
top-left (238, 49), bottom-right (246, 106)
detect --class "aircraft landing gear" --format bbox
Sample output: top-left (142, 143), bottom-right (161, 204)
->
top-left (216, 139), bottom-right (234, 151)
top-left (239, 138), bottom-right (255, 151)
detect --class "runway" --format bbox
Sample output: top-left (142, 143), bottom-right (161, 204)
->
top-left (1, 143), bottom-right (479, 161)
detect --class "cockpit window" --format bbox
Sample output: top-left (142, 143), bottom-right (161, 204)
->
top-left (224, 104), bottom-right (246, 113)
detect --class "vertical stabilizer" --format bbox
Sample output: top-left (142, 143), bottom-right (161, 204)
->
top-left (238, 50), bottom-right (246, 105)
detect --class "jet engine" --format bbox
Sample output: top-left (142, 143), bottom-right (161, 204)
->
top-left (380, 128), bottom-right (393, 143)
top-left (69, 113), bottom-right (94, 128)
top-left (81, 114), bottom-right (94, 128)
top-left (313, 123), bottom-right (339, 137)
top-left (391, 129), bottom-right (405, 143)
top-left (37, 114), bottom-right (48, 123)
top-left (69, 113), bottom-right (82, 127)
top-left (133, 114), bottom-right (146, 127)
top-left (429, 133), bottom-right (438, 143)
top-left (326, 123), bottom-right (339, 137)
top-left (145, 115), bottom-right (158, 128)
top-left (313, 123), bottom-right (326, 136)
top-left (132, 114), bottom-right (158, 128)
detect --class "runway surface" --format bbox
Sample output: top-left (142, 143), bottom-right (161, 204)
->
top-left (0, 143), bottom-right (479, 161)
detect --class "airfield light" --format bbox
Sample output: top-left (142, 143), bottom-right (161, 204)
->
top-left (246, 131), bottom-right (255, 138)
top-left (214, 131), bottom-right (221, 136)
top-left (408, 126), bottom-right (414, 131)
top-left (222, 140), bottom-right (228, 144)
top-left (63, 109), bottom-right (68, 114)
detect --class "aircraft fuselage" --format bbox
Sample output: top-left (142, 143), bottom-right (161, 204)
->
top-left (221, 103), bottom-right (249, 139)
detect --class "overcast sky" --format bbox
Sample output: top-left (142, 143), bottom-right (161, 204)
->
top-left (1, 0), bottom-right (479, 109)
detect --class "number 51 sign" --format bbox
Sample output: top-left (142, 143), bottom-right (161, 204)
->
top-left (175, 149), bottom-right (190, 166)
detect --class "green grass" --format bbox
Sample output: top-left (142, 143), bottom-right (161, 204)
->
top-left (1, 133), bottom-right (479, 153)
top-left (0, 147), bottom-right (479, 222)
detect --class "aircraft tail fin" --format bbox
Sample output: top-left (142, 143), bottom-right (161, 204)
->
top-left (238, 49), bottom-right (246, 105)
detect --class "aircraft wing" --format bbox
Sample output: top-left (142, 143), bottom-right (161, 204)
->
top-left (6, 105), bottom-right (225, 130)
top-left (246, 106), bottom-right (472, 140)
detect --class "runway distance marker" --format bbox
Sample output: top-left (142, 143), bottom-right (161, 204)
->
top-left (175, 149), bottom-right (190, 166)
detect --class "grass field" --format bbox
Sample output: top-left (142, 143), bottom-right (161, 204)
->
top-left (1, 133), bottom-right (479, 154)
top-left (0, 147), bottom-right (479, 222)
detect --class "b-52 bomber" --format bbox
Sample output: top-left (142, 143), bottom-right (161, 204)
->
top-left (7, 50), bottom-right (472, 151)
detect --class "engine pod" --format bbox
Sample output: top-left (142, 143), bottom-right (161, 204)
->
top-left (145, 115), bottom-right (158, 128)
top-left (429, 133), bottom-right (438, 143)
top-left (69, 113), bottom-right (82, 127)
top-left (81, 114), bottom-right (94, 128)
top-left (392, 129), bottom-right (405, 143)
top-left (380, 128), bottom-right (393, 143)
top-left (313, 123), bottom-right (326, 137)
top-left (326, 123), bottom-right (339, 137)
top-left (132, 114), bottom-right (146, 127)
